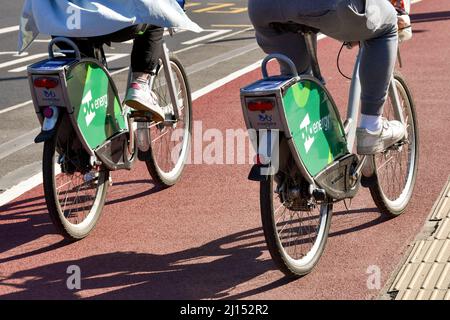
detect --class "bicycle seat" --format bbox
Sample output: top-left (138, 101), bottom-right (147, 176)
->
top-left (270, 22), bottom-right (320, 34)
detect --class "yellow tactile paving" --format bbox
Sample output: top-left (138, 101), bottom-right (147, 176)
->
top-left (388, 177), bottom-right (450, 300)
top-left (430, 290), bottom-right (447, 300)
top-left (434, 218), bottom-right (450, 240)
top-left (430, 184), bottom-right (450, 220)
top-left (423, 240), bottom-right (449, 262)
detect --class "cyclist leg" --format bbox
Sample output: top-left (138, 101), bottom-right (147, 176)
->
top-left (248, 0), bottom-right (311, 75)
top-left (102, 25), bottom-right (165, 121)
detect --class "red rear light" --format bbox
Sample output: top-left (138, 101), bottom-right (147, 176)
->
top-left (34, 77), bottom-right (59, 89)
top-left (247, 100), bottom-right (274, 111)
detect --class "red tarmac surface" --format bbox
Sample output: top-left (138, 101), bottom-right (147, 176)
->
top-left (0, 0), bottom-right (449, 299)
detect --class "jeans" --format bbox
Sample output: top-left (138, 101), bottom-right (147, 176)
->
top-left (248, 0), bottom-right (398, 116)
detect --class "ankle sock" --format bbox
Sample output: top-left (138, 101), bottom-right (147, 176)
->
top-left (359, 114), bottom-right (382, 132)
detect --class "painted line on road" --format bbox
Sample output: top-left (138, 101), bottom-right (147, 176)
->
top-left (8, 53), bottom-right (130, 73)
top-left (0, 100), bottom-right (33, 115)
top-left (182, 29), bottom-right (231, 45)
top-left (0, 128), bottom-right (41, 160)
top-left (0, 53), bottom-right (48, 70)
top-left (0, 25), bottom-right (19, 35)
top-left (191, 59), bottom-right (262, 101)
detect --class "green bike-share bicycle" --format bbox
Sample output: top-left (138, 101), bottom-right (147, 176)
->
top-left (240, 25), bottom-right (418, 277)
top-left (27, 32), bottom-right (192, 240)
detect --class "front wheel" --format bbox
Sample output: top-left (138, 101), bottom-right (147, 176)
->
top-left (42, 120), bottom-right (109, 240)
top-left (140, 55), bottom-right (192, 187)
top-left (369, 71), bottom-right (419, 217)
top-left (260, 176), bottom-right (333, 278)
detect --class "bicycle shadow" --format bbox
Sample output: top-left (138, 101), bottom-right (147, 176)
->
top-left (0, 178), bottom-right (162, 261)
top-left (0, 206), bottom-right (387, 299)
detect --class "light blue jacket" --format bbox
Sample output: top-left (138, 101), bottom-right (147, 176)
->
top-left (18, 0), bottom-right (202, 52)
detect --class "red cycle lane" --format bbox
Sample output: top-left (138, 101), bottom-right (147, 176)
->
top-left (0, 0), bottom-right (449, 299)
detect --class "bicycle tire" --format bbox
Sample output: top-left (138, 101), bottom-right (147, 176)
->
top-left (369, 71), bottom-right (419, 217)
top-left (141, 55), bottom-right (192, 187)
top-left (42, 120), bottom-right (109, 240)
top-left (260, 176), bottom-right (333, 278)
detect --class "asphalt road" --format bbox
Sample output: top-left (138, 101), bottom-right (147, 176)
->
top-left (0, 0), bottom-right (449, 300)
top-left (0, 0), bottom-right (260, 191)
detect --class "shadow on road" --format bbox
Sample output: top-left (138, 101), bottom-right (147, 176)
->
top-left (0, 205), bottom-right (387, 299)
top-left (411, 10), bottom-right (450, 23)
top-left (0, 178), bottom-right (161, 261)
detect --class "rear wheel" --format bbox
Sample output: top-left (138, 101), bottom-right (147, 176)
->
top-left (369, 71), bottom-right (419, 217)
top-left (260, 174), bottom-right (333, 278)
top-left (42, 120), bottom-right (109, 240)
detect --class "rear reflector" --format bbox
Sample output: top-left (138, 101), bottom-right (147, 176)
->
top-left (34, 77), bottom-right (59, 89)
top-left (43, 106), bottom-right (54, 118)
top-left (247, 100), bottom-right (274, 111)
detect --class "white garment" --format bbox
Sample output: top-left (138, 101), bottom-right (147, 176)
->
top-left (18, 0), bottom-right (203, 52)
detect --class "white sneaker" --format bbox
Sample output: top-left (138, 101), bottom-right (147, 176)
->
top-left (124, 81), bottom-right (165, 122)
top-left (356, 119), bottom-right (406, 155)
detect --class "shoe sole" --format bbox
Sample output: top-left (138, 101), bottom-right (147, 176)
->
top-left (124, 99), bottom-right (165, 123)
top-left (357, 136), bottom-right (405, 155)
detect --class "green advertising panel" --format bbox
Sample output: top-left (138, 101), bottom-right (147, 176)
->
top-left (66, 62), bottom-right (127, 150)
top-left (283, 80), bottom-right (348, 176)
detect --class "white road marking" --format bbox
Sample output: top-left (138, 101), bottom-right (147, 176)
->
top-left (8, 53), bottom-right (130, 73)
top-left (0, 25), bottom-right (19, 35)
top-left (0, 128), bottom-right (40, 160)
top-left (0, 51), bottom-right (28, 57)
top-left (0, 53), bottom-right (48, 70)
top-left (182, 29), bottom-right (231, 45)
top-left (0, 100), bottom-right (33, 115)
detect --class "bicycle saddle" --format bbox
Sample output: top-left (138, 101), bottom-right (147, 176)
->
top-left (269, 22), bottom-right (320, 34)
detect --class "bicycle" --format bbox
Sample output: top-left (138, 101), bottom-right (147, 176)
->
top-left (27, 29), bottom-right (192, 240)
top-left (240, 24), bottom-right (418, 277)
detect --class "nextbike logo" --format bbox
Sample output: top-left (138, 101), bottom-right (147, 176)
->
top-left (82, 90), bottom-right (108, 126)
top-left (299, 113), bottom-right (332, 153)
top-left (257, 112), bottom-right (276, 126)
top-left (44, 90), bottom-right (56, 99)
top-left (258, 113), bottom-right (273, 122)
